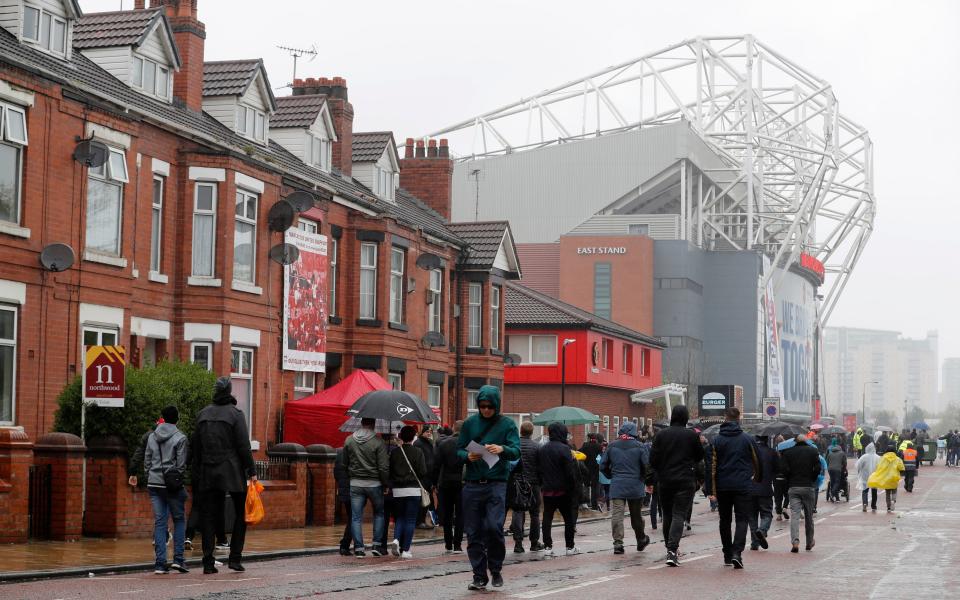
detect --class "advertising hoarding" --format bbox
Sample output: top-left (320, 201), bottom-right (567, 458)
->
top-left (775, 269), bottom-right (816, 415)
top-left (283, 229), bottom-right (328, 372)
top-left (697, 385), bottom-right (743, 419)
top-left (83, 345), bottom-right (126, 407)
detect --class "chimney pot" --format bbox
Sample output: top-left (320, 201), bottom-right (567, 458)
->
top-left (399, 136), bottom-right (454, 220)
top-left (134, 0), bottom-right (145, 9)
top-left (427, 139), bottom-right (438, 157)
top-left (404, 138), bottom-right (415, 159)
top-left (415, 140), bottom-right (426, 158)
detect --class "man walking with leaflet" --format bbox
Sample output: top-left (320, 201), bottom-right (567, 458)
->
top-left (457, 386), bottom-right (520, 591)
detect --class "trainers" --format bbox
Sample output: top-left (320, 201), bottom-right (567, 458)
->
top-left (227, 562), bottom-right (245, 572)
top-left (203, 565), bottom-right (218, 574)
top-left (171, 562), bottom-right (189, 574)
top-left (354, 550), bottom-right (366, 558)
top-left (637, 535), bottom-right (651, 552)
top-left (370, 548), bottom-right (384, 557)
top-left (731, 553), bottom-right (743, 569)
top-left (529, 542), bottom-right (544, 552)
top-left (723, 552), bottom-right (733, 566)
top-left (613, 544), bottom-right (624, 554)
top-left (805, 540), bottom-right (815, 551)
top-left (541, 546), bottom-right (554, 556)
top-left (388, 539), bottom-right (400, 557)
top-left (154, 566), bottom-right (169, 574)
top-left (790, 543), bottom-right (799, 553)
top-left (514, 542), bottom-right (525, 554)
top-left (453, 546), bottom-right (464, 554)
top-left (666, 551), bottom-right (679, 567)
top-left (491, 572), bottom-right (504, 587)
top-left (214, 560), bottom-right (223, 567)
top-left (400, 551), bottom-right (413, 559)
top-left (444, 546), bottom-right (454, 555)
top-left (565, 546), bottom-right (581, 555)
top-left (184, 539), bottom-right (193, 551)
top-left (467, 578), bottom-right (488, 591)
top-left (756, 530), bottom-right (768, 550)
top-left (339, 548), bottom-right (352, 556)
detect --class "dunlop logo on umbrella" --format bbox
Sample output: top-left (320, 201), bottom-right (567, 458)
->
top-left (396, 403), bottom-right (414, 418)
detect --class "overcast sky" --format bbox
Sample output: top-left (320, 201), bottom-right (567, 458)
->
top-left (85, 0), bottom-right (960, 364)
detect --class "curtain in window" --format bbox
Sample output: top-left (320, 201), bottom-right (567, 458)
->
top-left (86, 178), bottom-right (121, 254)
top-left (0, 144), bottom-right (19, 223)
top-left (192, 213), bottom-right (214, 276)
top-left (234, 220), bottom-right (255, 282)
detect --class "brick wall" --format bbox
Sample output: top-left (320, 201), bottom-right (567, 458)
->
top-left (33, 433), bottom-right (86, 541)
top-left (399, 138), bottom-right (453, 220)
top-left (0, 428), bottom-right (32, 543)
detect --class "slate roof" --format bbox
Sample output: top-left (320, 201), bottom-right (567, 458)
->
top-left (447, 221), bottom-right (508, 270)
top-left (203, 59), bottom-right (263, 97)
top-left (392, 189), bottom-right (465, 246)
top-left (273, 94), bottom-right (327, 128)
top-left (505, 282), bottom-right (666, 348)
top-left (73, 8), bottom-right (165, 50)
top-left (352, 131), bottom-right (394, 163)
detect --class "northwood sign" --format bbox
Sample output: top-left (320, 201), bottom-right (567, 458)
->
top-left (83, 345), bottom-right (126, 407)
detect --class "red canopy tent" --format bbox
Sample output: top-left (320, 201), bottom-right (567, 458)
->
top-left (283, 370), bottom-right (392, 448)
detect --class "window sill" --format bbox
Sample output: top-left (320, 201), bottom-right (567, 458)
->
top-left (0, 221), bottom-right (30, 239)
top-left (489, 349), bottom-right (504, 357)
top-left (148, 271), bottom-right (168, 284)
top-left (83, 250), bottom-right (127, 268)
top-left (232, 280), bottom-right (263, 295)
top-left (465, 347), bottom-right (485, 355)
top-left (328, 316), bottom-right (342, 326)
top-left (356, 318), bottom-right (382, 328)
top-left (187, 276), bottom-right (222, 287)
top-left (388, 322), bottom-right (409, 332)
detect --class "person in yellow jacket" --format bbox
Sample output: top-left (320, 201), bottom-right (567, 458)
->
top-left (852, 429), bottom-right (864, 457)
top-left (867, 449), bottom-right (904, 514)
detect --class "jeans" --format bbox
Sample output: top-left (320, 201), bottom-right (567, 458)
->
top-left (199, 488), bottom-right (247, 568)
top-left (510, 485), bottom-right (540, 545)
top-left (393, 496), bottom-right (421, 552)
top-left (338, 499), bottom-right (353, 551)
top-left (828, 470), bottom-right (843, 500)
top-left (541, 493), bottom-right (576, 550)
top-left (610, 498), bottom-right (646, 547)
top-left (658, 485), bottom-right (694, 552)
top-left (749, 495), bottom-right (773, 547)
top-left (149, 486), bottom-right (187, 568)
top-left (350, 485), bottom-right (385, 552)
top-left (716, 490), bottom-right (751, 556)
top-left (438, 482), bottom-right (464, 549)
top-left (861, 488), bottom-right (877, 509)
top-left (648, 485), bottom-right (660, 528)
top-left (462, 481), bottom-right (507, 580)
top-left (788, 486), bottom-right (816, 546)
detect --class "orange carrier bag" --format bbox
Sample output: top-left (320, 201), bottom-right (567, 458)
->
top-left (245, 480), bottom-right (265, 525)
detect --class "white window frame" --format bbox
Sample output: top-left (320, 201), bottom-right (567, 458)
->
top-left (22, 5), bottom-right (67, 56)
top-left (0, 305), bottom-right (17, 425)
top-left (507, 334), bottom-right (558, 365)
top-left (82, 325), bottom-right (119, 349)
top-left (466, 389), bottom-right (480, 414)
top-left (308, 135), bottom-right (330, 171)
top-left (329, 238), bottom-right (338, 317)
top-left (427, 384), bottom-right (441, 409)
top-left (0, 103), bottom-right (28, 226)
top-left (359, 242), bottom-right (377, 320)
top-left (387, 372), bottom-right (402, 390)
top-left (467, 282), bottom-right (482, 348)
top-left (85, 147), bottom-right (128, 256)
top-left (297, 218), bottom-right (318, 234)
top-left (236, 105), bottom-right (267, 142)
top-left (428, 268), bottom-right (442, 333)
top-left (389, 247), bottom-right (404, 325)
top-left (490, 285), bottom-right (501, 351)
top-left (293, 371), bottom-right (316, 399)
top-left (150, 176), bottom-right (163, 273)
top-left (230, 346), bottom-right (254, 434)
top-left (191, 341), bottom-right (213, 371)
top-left (131, 55), bottom-right (170, 100)
top-left (191, 182), bottom-right (217, 277)
top-left (233, 189), bottom-right (258, 284)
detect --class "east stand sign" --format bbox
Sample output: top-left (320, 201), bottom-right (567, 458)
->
top-left (82, 345), bottom-right (126, 407)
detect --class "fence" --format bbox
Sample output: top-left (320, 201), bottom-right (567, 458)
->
top-left (254, 459), bottom-right (292, 481)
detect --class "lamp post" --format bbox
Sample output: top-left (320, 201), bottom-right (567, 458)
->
top-left (561, 338), bottom-right (576, 406)
top-left (861, 380), bottom-right (878, 423)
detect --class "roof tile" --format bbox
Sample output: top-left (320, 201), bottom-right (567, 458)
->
top-left (202, 59), bottom-right (261, 97)
top-left (352, 131), bottom-right (393, 163)
top-left (273, 94), bottom-right (327, 128)
top-left (73, 9), bottom-right (161, 49)
top-left (447, 222), bottom-right (508, 269)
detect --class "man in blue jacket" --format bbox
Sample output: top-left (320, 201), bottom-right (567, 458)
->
top-left (704, 407), bottom-right (761, 570)
top-left (599, 421), bottom-right (651, 555)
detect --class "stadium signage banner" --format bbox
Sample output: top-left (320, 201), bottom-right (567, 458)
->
top-left (283, 229), bottom-right (328, 373)
top-left (576, 246), bottom-right (627, 255)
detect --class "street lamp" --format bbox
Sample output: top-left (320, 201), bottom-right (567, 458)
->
top-left (862, 380), bottom-right (879, 423)
top-left (561, 338), bottom-right (576, 406)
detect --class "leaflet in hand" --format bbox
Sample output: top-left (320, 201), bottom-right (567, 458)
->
top-left (466, 440), bottom-right (500, 468)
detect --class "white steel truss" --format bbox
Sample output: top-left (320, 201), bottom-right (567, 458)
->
top-left (427, 35), bottom-right (875, 327)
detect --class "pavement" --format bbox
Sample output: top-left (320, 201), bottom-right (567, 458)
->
top-left (2, 463), bottom-right (958, 599)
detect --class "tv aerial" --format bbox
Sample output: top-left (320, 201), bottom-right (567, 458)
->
top-left (277, 44), bottom-right (317, 86)
top-left (39, 243), bottom-right (75, 272)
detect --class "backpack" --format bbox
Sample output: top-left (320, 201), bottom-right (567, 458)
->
top-left (508, 465), bottom-right (535, 510)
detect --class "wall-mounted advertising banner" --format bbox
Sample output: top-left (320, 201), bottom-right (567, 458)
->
top-left (776, 270), bottom-right (816, 415)
top-left (764, 279), bottom-right (784, 406)
top-left (697, 385), bottom-right (743, 418)
top-left (83, 345), bottom-right (126, 407)
top-left (843, 412), bottom-right (858, 432)
top-left (283, 229), bottom-right (328, 373)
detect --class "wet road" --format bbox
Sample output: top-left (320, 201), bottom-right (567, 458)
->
top-left (4, 463), bottom-right (958, 599)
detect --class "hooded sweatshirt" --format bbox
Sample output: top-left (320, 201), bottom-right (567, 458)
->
top-left (144, 422), bottom-right (188, 489)
top-left (826, 441), bottom-right (847, 472)
top-left (192, 386), bottom-right (256, 493)
top-left (855, 443), bottom-right (881, 491)
top-left (650, 406), bottom-right (704, 488)
top-left (599, 421), bottom-right (650, 499)
top-left (704, 421), bottom-right (761, 495)
top-left (343, 427), bottom-right (389, 486)
top-left (537, 423), bottom-right (578, 494)
top-left (456, 386), bottom-right (520, 482)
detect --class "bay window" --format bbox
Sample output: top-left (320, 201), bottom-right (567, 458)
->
top-left (86, 147), bottom-right (128, 256)
top-left (467, 282), bottom-right (482, 347)
top-left (191, 182), bottom-right (217, 277)
top-left (233, 190), bottom-right (258, 283)
top-left (359, 242), bottom-right (377, 319)
top-left (0, 103), bottom-right (28, 225)
top-left (389, 247), bottom-right (404, 324)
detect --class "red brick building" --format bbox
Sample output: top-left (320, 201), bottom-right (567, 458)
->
top-left (0, 0), bottom-right (518, 452)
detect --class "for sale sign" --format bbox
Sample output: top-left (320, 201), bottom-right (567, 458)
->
top-left (83, 345), bottom-right (126, 407)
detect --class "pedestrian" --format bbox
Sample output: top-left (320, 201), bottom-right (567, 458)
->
top-left (596, 441), bottom-right (611, 511)
top-left (599, 420), bottom-right (651, 555)
top-left (868, 446), bottom-right (904, 513)
top-left (414, 426), bottom-right (437, 528)
top-left (435, 422), bottom-right (465, 553)
top-left (649, 405), bottom-right (704, 567)
top-left (144, 405), bottom-right (189, 574)
top-left (704, 407), bottom-right (761, 569)
top-left (537, 422), bottom-right (580, 557)
top-left (456, 385), bottom-right (520, 591)
top-left (388, 426), bottom-right (428, 559)
top-left (579, 432), bottom-right (603, 510)
top-left (509, 421), bottom-right (543, 553)
top-left (191, 377), bottom-right (257, 574)
top-left (772, 435), bottom-right (789, 522)
top-left (876, 430), bottom-right (891, 454)
top-left (748, 435), bottom-right (778, 552)
top-left (334, 447), bottom-right (353, 555)
top-left (852, 428), bottom-right (864, 458)
top-left (779, 434), bottom-right (821, 553)
top-left (343, 417), bottom-right (390, 558)
top-left (897, 440), bottom-right (918, 493)
top-left (855, 442), bottom-right (881, 512)
top-left (826, 439), bottom-right (846, 502)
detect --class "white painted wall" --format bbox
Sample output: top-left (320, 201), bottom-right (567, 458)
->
top-left (80, 46), bottom-right (131, 82)
top-left (202, 95), bottom-right (236, 130)
top-left (270, 127), bottom-right (306, 160)
top-left (137, 21), bottom-right (170, 65)
top-left (0, 0), bottom-right (21, 39)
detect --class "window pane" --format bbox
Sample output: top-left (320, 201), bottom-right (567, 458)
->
top-left (151, 206), bottom-right (161, 271)
top-left (427, 385), bottom-right (440, 408)
top-left (0, 144), bottom-right (20, 223)
top-left (532, 336), bottom-right (557, 363)
top-left (192, 213), bottom-right (214, 276)
top-left (231, 349), bottom-right (240, 372)
top-left (143, 60), bottom-right (156, 95)
top-left (0, 310), bottom-right (13, 339)
top-left (235, 191), bottom-right (245, 216)
top-left (246, 109), bottom-right (255, 136)
top-left (133, 57), bottom-right (143, 86)
top-left (23, 7), bottom-right (39, 40)
top-left (329, 239), bottom-right (337, 316)
top-left (468, 282), bottom-right (481, 347)
top-left (83, 330), bottom-right (98, 346)
top-left (236, 106), bottom-right (246, 133)
top-left (0, 344), bottom-right (12, 422)
top-left (52, 19), bottom-right (65, 53)
top-left (246, 195), bottom-right (257, 219)
top-left (594, 263), bottom-right (611, 319)
top-left (507, 335), bottom-right (530, 364)
top-left (192, 344), bottom-right (210, 369)
top-left (231, 377), bottom-right (251, 428)
top-left (255, 113), bottom-right (265, 140)
top-left (109, 150), bottom-right (128, 182)
top-left (361, 243), bottom-right (376, 267)
top-left (40, 13), bottom-right (50, 49)
top-left (196, 183), bottom-right (214, 211)
top-left (156, 67), bottom-right (168, 97)
top-left (86, 178), bottom-right (122, 254)
top-left (233, 221), bottom-right (255, 282)
top-left (360, 269), bottom-right (375, 319)
top-left (5, 108), bottom-right (27, 145)
top-left (102, 331), bottom-right (117, 346)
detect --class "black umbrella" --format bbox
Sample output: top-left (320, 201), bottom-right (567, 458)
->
top-left (346, 389), bottom-right (439, 424)
top-left (702, 423), bottom-right (723, 441)
top-left (752, 421), bottom-right (807, 439)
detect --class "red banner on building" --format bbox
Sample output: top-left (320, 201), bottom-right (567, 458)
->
top-left (813, 397), bottom-right (822, 421)
top-left (83, 345), bottom-right (126, 407)
top-left (283, 228), bottom-right (328, 373)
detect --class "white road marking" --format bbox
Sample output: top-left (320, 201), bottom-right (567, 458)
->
top-left (176, 583), bottom-right (206, 588)
top-left (229, 578), bottom-right (262, 582)
top-left (284, 571), bottom-right (312, 576)
top-left (814, 518), bottom-right (827, 524)
top-left (117, 591), bottom-right (145, 595)
top-left (647, 553), bottom-right (713, 569)
top-left (511, 574), bottom-right (630, 598)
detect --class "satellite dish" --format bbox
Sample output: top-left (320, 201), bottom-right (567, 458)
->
top-left (39, 243), bottom-right (75, 272)
top-left (285, 191), bottom-right (315, 212)
top-left (267, 200), bottom-right (296, 232)
top-left (504, 353), bottom-right (523, 367)
top-left (72, 140), bottom-right (109, 168)
top-left (415, 253), bottom-right (442, 270)
top-left (268, 243), bottom-right (300, 265)
top-left (421, 332), bottom-right (446, 348)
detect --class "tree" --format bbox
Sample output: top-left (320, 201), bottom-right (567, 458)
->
top-left (53, 361), bottom-right (217, 463)
top-left (905, 405), bottom-right (926, 429)
top-left (871, 409), bottom-right (896, 427)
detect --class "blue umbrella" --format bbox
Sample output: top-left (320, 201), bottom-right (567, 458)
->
top-left (912, 421), bottom-right (930, 431)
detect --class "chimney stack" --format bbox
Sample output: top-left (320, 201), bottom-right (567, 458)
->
top-left (134, 0), bottom-right (145, 9)
top-left (293, 77), bottom-right (353, 176)
top-left (399, 138), bottom-right (453, 221)
top-left (150, 0), bottom-right (205, 112)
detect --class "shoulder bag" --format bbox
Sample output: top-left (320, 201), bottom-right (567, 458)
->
top-left (154, 433), bottom-right (184, 493)
top-left (399, 445), bottom-right (432, 508)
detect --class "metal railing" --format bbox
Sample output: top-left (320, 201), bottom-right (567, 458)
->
top-left (254, 459), bottom-right (291, 481)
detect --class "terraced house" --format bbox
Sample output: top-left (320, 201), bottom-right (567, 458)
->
top-left (0, 0), bottom-right (521, 450)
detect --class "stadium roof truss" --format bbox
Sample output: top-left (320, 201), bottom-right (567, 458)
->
top-left (428, 36), bottom-right (875, 327)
